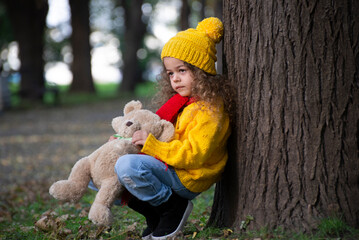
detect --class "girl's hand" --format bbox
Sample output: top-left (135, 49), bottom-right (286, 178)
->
top-left (132, 130), bottom-right (149, 146)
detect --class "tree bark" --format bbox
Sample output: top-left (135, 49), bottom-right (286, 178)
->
top-left (4, 0), bottom-right (48, 101)
top-left (200, 0), bottom-right (206, 20)
top-left (180, 0), bottom-right (190, 30)
top-left (214, 0), bottom-right (223, 74)
top-left (210, 0), bottom-right (359, 232)
top-left (69, 0), bottom-right (95, 93)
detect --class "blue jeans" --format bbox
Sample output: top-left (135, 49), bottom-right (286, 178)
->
top-left (114, 154), bottom-right (199, 206)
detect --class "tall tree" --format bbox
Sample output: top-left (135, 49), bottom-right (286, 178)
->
top-left (3, 0), bottom-right (48, 101)
top-left (180, 0), bottom-right (190, 30)
top-left (69, 0), bottom-right (95, 93)
top-left (119, 0), bottom-right (147, 93)
top-left (200, 0), bottom-right (205, 20)
top-left (0, 1), bottom-right (13, 49)
top-left (210, 0), bottom-right (359, 232)
top-left (0, 1), bottom-right (13, 111)
top-left (213, 0), bottom-right (222, 74)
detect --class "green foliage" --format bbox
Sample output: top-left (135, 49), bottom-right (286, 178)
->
top-left (316, 216), bottom-right (357, 238)
top-left (135, 81), bottom-right (157, 98)
top-left (44, 29), bottom-right (70, 62)
top-left (240, 215), bottom-right (254, 230)
top-left (0, 2), bottom-right (14, 48)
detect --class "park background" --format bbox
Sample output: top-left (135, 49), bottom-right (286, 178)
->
top-left (1, 0), bottom-right (359, 239)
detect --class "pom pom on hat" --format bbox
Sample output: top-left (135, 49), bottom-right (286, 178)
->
top-left (196, 17), bottom-right (224, 44)
top-left (161, 17), bottom-right (224, 75)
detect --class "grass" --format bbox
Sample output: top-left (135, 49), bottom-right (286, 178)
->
top-left (0, 184), bottom-right (217, 240)
top-left (316, 216), bottom-right (358, 238)
top-left (1, 182), bottom-right (359, 240)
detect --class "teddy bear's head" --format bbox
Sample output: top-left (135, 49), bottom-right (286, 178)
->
top-left (111, 100), bottom-right (175, 142)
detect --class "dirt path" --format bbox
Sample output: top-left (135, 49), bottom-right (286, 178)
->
top-left (0, 97), bottom-right (151, 195)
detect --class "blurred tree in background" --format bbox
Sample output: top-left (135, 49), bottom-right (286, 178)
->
top-left (69, 0), bottom-right (95, 93)
top-left (1, 0), bottom-right (48, 102)
top-left (118, 0), bottom-right (147, 93)
top-left (0, 1), bottom-right (12, 50)
top-left (0, 0), bottom-right (221, 108)
top-left (180, 0), bottom-right (190, 30)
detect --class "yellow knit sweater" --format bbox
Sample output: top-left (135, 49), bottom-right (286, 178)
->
top-left (141, 101), bottom-right (231, 193)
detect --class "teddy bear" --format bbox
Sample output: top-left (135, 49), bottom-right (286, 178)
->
top-left (49, 100), bottom-right (175, 226)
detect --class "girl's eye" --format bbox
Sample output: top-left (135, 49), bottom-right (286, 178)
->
top-left (179, 69), bottom-right (186, 73)
top-left (167, 72), bottom-right (173, 77)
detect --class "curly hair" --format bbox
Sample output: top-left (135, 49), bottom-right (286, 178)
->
top-left (153, 62), bottom-right (237, 120)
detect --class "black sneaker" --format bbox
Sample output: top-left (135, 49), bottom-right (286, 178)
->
top-left (152, 192), bottom-right (193, 239)
top-left (141, 226), bottom-right (153, 240)
top-left (127, 197), bottom-right (160, 239)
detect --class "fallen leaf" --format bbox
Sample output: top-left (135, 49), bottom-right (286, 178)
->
top-left (58, 214), bottom-right (69, 221)
top-left (0, 209), bottom-right (12, 222)
top-left (34, 215), bottom-right (57, 232)
top-left (79, 208), bottom-right (89, 217)
top-left (223, 228), bottom-right (233, 237)
top-left (20, 226), bottom-right (35, 232)
top-left (60, 228), bottom-right (72, 235)
top-left (126, 222), bottom-right (138, 232)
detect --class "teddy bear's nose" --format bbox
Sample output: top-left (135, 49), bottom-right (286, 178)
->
top-left (126, 121), bottom-right (133, 126)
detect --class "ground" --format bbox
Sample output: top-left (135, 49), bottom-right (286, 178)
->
top-left (0, 98), bottom-right (219, 239)
top-left (1, 98), bottom-right (358, 239)
top-left (0, 97), bottom-right (152, 196)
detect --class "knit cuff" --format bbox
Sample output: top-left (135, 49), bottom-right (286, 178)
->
top-left (141, 133), bottom-right (169, 159)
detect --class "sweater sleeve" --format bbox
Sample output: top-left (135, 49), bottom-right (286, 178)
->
top-left (141, 103), bottom-right (230, 169)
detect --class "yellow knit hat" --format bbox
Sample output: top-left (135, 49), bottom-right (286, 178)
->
top-left (161, 17), bottom-right (224, 75)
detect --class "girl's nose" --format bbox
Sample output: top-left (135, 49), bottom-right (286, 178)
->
top-left (172, 73), bottom-right (180, 82)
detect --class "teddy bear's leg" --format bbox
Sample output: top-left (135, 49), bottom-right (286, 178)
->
top-left (49, 157), bottom-right (91, 202)
top-left (88, 176), bottom-right (123, 226)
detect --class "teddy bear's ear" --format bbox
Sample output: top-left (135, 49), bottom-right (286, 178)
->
top-left (124, 100), bottom-right (142, 115)
top-left (157, 120), bottom-right (175, 142)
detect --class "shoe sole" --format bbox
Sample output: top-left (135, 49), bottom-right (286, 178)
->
top-left (152, 200), bottom-right (193, 240)
top-left (142, 234), bottom-right (152, 240)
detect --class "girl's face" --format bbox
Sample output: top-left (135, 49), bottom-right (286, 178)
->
top-left (163, 57), bottom-right (195, 97)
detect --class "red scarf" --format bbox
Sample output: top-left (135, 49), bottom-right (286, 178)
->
top-left (156, 94), bottom-right (196, 123)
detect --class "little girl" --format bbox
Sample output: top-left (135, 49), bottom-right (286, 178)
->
top-left (115, 17), bottom-right (235, 239)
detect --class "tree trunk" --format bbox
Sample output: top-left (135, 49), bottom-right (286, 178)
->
top-left (119, 0), bottom-right (146, 93)
top-left (4, 0), bottom-right (48, 101)
top-left (210, 0), bottom-right (359, 232)
top-left (180, 0), bottom-right (190, 30)
top-left (214, 0), bottom-right (223, 74)
top-left (69, 0), bottom-right (94, 93)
